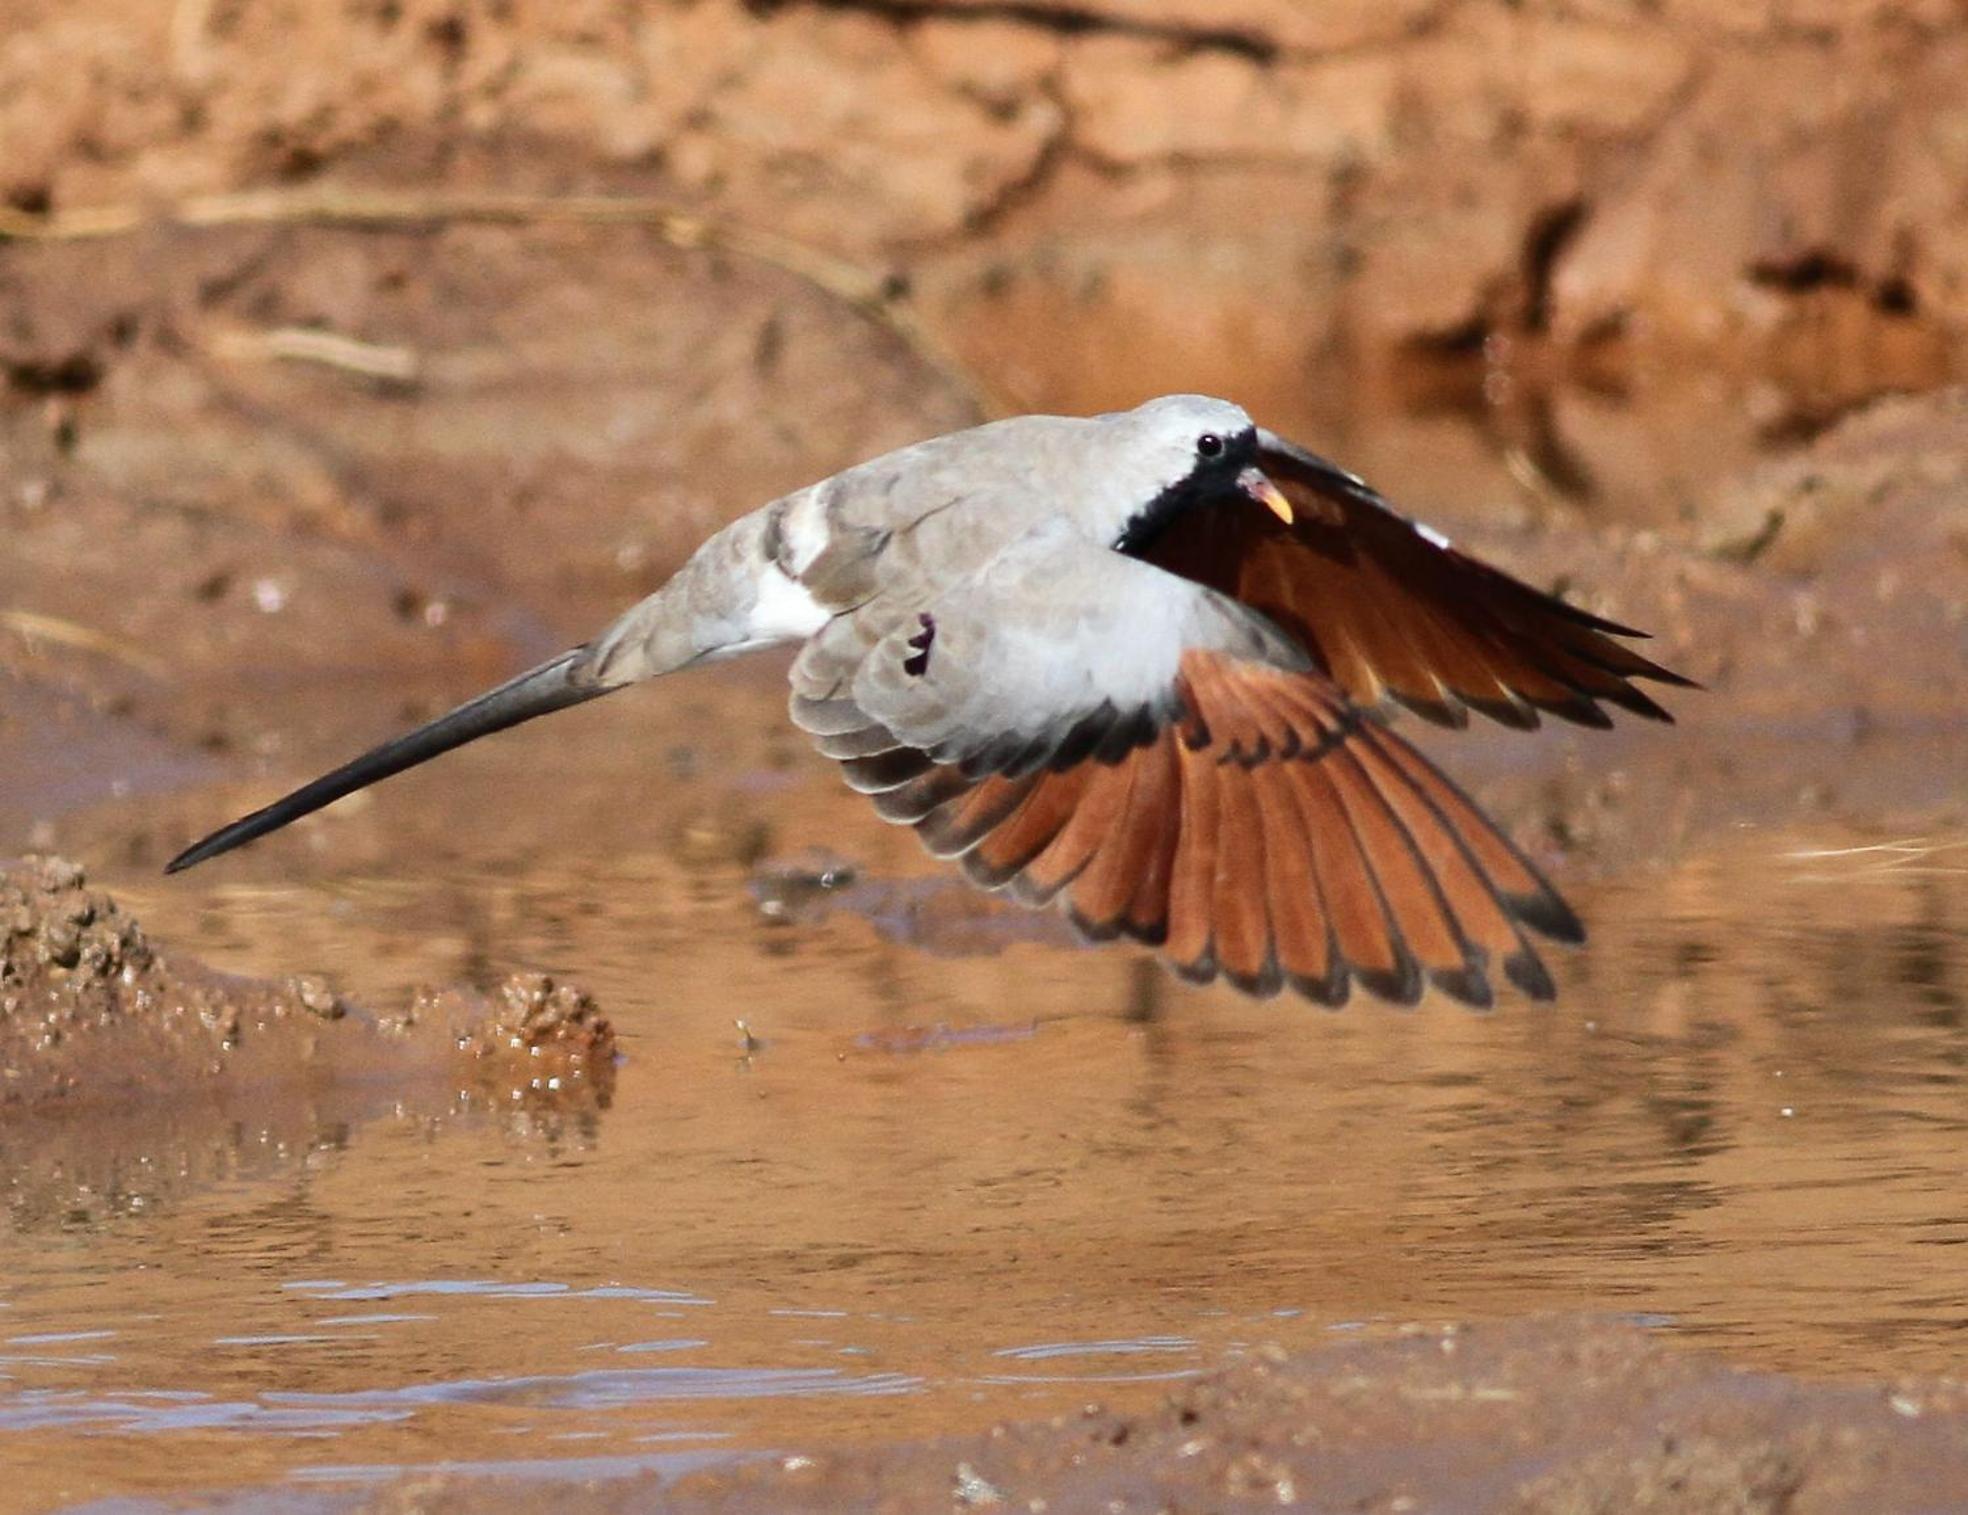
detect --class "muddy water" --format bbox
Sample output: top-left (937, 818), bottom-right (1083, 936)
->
top-left (4, 661), bottom-right (1966, 1510)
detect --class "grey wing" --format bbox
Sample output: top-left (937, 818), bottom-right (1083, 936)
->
top-left (789, 528), bottom-right (1309, 780)
top-left (786, 527), bottom-right (1583, 1009)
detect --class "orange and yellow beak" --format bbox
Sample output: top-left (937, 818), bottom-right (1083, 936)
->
top-left (1238, 467), bottom-right (1294, 526)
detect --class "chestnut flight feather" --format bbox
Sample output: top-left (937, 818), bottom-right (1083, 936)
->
top-left (167, 396), bottom-right (1692, 1007)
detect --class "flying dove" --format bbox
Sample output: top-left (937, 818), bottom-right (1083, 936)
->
top-left (168, 395), bottom-right (1691, 1007)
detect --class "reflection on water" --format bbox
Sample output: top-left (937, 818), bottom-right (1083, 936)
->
top-left (985, 1336), bottom-right (1202, 1386)
top-left (4, 755), bottom-right (1968, 1507)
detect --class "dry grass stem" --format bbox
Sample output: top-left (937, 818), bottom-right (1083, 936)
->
top-left (0, 608), bottom-right (168, 677)
top-left (210, 325), bottom-right (422, 385)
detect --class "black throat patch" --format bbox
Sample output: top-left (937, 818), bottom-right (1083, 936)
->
top-left (1112, 429), bottom-right (1257, 557)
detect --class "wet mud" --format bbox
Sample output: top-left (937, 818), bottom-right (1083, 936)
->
top-left (5, 755), bottom-right (1968, 1509)
top-left (350, 1318), bottom-right (1968, 1515)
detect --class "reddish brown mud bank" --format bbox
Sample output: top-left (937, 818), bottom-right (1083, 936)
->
top-left (6, 0), bottom-right (1968, 583)
top-left (5, 0), bottom-right (1966, 439)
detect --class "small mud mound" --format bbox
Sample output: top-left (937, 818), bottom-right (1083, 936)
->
top-left (451, 971), bottom-right (617, 1104)
top-left (1, 852), bottom-right (273, 1105)
top-left (0, 854), bottom-right (615, 1111)
top-left (2, 853), bottom-right (154, 1018)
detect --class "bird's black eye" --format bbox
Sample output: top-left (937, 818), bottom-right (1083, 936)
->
top-left (1196, 432), bottom-right (1225, 459)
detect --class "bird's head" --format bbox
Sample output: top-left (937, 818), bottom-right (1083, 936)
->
top-left (1099, 394), bottom-right (1292, 554)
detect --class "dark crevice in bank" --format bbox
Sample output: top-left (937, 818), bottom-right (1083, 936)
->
top-left (742, 0), bottom-right (1278, 62)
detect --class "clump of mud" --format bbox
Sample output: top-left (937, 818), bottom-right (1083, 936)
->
top-left (2, 853), bottom-right (154, 1018)
top-left (1, 853), bottom-right (281, 1104)
top-left (449, 971), bottom-right (617, 1105)
top-left (0, 854), bottom-right (614, 1112)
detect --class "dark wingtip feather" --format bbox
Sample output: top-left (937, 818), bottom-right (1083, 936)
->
top-left (1529, 594), bottom-right (1651, 639)
top-left (1354, 942), bottom-right (1425, 1008)
top-left (1223, 948), bottom-right (1286, 1000)
top-left (1505, 948), bottom-right (1557, 1001)
top-left (1091, 705), bottom-right (1160, 764)
top-left (1048, 709), bottom-right (1113, 772)
top-left (1591, 649), bottom-right (1703, 695)
top-left (1593, 681), bottom-right (1676, 724)
top-left (1464, 694), bottom-right (1542, 732)
top-left (1067, 905), bottom-right (1125, 943)
top-left (1290, 963), bottom-right (1352, 1009)
top-left (962, 849), bottom-right (1023, 890)
top-left (1429, 963), bottom-right (1496, 1010)
top-left (840, 747), bottom-right (935, 794)
top-left (1532, 694), bottom-right (1616, 730)
top-left (1390, 689), bottom-right (1469, 730)
top-left (875, 764), bottom-right (980, 825)
top-left (1511, 888), bottom-right (1585, 946)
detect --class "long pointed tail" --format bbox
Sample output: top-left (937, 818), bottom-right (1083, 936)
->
top-left (165, 648), bottom-right (608, 874)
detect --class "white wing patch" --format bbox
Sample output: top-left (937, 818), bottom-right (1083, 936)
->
top-left (747, 563), bottom-right (831, 642)
top-left (695, 562), bottom-right (830, 665)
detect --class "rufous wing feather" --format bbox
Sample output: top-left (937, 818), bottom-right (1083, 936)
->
top-left (838, 650), bottom-right (1578, 1007)
top-left (1137, 442), bottom-right (1696, 730)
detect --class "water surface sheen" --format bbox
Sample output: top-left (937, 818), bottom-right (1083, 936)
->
top-left (5, 763), bottom-right (1967, 1509)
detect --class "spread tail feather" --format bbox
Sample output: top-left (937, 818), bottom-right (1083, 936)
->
top-left (164, 648), bottom-right (607, 874)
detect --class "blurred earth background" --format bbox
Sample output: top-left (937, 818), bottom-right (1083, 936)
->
top-left (3, 0), bottom-right (1968, 1509)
